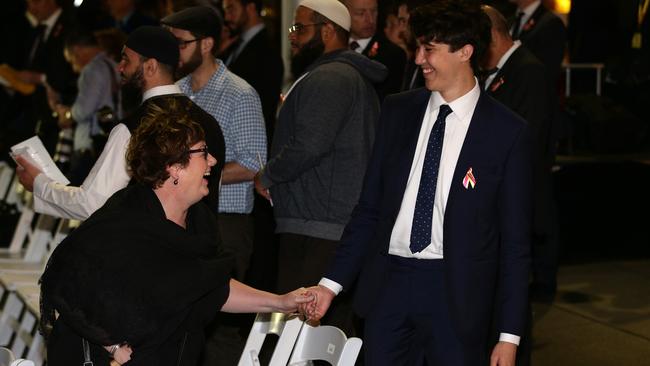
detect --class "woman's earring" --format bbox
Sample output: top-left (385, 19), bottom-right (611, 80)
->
top-left (173, 178), bottom-right (179, 185)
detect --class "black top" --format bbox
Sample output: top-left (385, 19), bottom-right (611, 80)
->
top-left (41, 184), bottom-right (233, 365)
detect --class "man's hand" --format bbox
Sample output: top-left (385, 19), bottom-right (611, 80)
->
top-left (253, 171), bottom-right (272, 201)
top-left (276, 287), bottom-right (315, 314)
top-left (490, 341), bottom-right (517, 366)
top-left (14, 155), bottom-right (42, 192)
top-left (299, 285), bottom-right (335, 322)
top-left (106, 343), bottom-right (132, 365)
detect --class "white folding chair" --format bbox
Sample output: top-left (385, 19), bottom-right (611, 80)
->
top-left (287, 323), bottom-right (362, 366)
top-left (238, 313), bottom-right (304, 366)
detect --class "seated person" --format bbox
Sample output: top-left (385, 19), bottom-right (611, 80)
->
top-left (40, 99), bottom-right (313, 366)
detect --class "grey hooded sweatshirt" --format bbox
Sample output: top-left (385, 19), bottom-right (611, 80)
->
top-left (260, 49), bottom-right (388, 241)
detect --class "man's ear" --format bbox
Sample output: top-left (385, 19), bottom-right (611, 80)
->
top-left (320, 23), bottom-right (335, 42)
top-left (458, 43), bottom-right (474, 63)
top-left (142, 58), bottom-right (158, 77)
top-left (201, 37), bottom-right (215, 56)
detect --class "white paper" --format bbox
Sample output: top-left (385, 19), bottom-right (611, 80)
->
top-left (10, 135), bottom-right (70, 185)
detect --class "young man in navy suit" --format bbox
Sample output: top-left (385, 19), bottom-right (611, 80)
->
top-left (303, 1), bottom-right (533, 365)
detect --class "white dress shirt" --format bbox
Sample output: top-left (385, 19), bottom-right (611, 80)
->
top-left (484, 41), bottom-right (521, 90)
top-left (33, 85), bottom-right (181, 220)
top-left (320, 79), bottom-right (521, 345)
top-left (349, 37), bottom-right (372, 53)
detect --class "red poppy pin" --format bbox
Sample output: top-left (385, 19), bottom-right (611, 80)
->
top-left (522, 18), bottom-right (535, 32)
top-left (368, 41), bottom-right (379, 58)
top-left (490, 77), bottom-right (505, 92)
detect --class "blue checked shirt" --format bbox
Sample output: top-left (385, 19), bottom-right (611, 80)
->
top-left (177, 59), bottom-right (266, 213)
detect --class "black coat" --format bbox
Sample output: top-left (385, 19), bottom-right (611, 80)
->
top-left (486, 45), bottom-right (557, 234)
top-left (515, 4), bottom-right (567, 81)
top-left (361, 34), bottom-right (407, 100)
top-left (41, 184), bottom-right (233, 366)
top-left (226, 27), bottom-right (284, 141)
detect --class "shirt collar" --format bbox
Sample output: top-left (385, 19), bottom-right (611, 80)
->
top-left (142, 84), bottom-right (182, 102)
top-left (430, 77), bottom-right (480, 126)
top-left (41, 8), bottom-right (62, 40)
top-left (349, 37), bottom-right (372, 53)
top-left (496, 40), bottom-right (521, 70)
top-left (179, 58), bottom-right (227, 94)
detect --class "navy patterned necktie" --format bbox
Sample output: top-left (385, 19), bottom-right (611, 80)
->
top-left (410, 104), bottom-right (452, 254)
top-left (511, 12), bottom-right (525, 40)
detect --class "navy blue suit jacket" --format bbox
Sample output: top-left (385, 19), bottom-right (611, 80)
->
top-left (326, 87), bottom-right (532, 347)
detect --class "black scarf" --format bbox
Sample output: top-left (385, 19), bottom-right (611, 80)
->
top-left (40, 184), bottom-right (233, 362)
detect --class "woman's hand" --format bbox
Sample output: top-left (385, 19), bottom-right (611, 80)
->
top-left (105, 343), bottom-right (133, 365)
top-left (276, 288), bottom-right (315, 314)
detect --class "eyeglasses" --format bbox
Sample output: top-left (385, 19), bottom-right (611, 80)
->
top-left (288, 22), bottom-right (325, 34)
top-left (177, 38), bottom-right (203, 49)
top-left (187, 145), bottom-right (209, 159)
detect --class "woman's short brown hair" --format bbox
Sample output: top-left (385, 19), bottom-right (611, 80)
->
top-left (126, 98), bottom-right (205, 188)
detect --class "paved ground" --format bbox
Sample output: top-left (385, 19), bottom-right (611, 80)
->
top-left (531, 260), bottom-right (650, 365)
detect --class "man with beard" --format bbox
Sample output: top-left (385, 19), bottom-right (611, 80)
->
top-left (15, 26), bottom-right (225, 221)
top-left (254, 0), bottom-right (387, 336)
top-left (161, 7), bottom-right (266, 366)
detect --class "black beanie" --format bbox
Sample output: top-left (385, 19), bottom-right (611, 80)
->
top-left (125, 26), bottom-right (179, 67)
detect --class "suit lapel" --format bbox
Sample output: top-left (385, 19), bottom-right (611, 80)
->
top-left (362, 35), bottom-right (379, 58)
top-left (446, 92), bottom-right (490, 218)
top-left (520, 5), bottom-right (546, 39)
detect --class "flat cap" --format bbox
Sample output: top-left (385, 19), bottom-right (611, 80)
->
top-left (125, 26), bottom-right (179, 67)
top-left (161, 6), bottom-right (222, 42)
top-left (299, 0), bottom-right (351, 31)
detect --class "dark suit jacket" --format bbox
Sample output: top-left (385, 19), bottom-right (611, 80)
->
top-left (487, 45), bottom-right (556, 234)
top-left (226, 27), bottom-right (284, 142)
top-left (123, 94), bottom-right (226, 211)
top-left (361, 34), bottom-right (406, 100)
top-left (326, 87), bottom-right (532, 347)
top-left (516, 4), bottom-right (566, 81)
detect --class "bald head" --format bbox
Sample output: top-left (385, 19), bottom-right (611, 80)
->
top-left (482, 5), bottom-right (510, 39)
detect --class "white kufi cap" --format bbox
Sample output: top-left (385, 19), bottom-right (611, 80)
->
top-left (298, 0), bottom-right (351, 31)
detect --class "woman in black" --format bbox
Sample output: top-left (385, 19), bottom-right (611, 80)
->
top-left (40, 100), bottom-right (313, 365)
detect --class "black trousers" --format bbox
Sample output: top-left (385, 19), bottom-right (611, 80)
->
top-left (276, 233), bottom-right (356, 337)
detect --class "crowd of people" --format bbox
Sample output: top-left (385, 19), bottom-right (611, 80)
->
top-left (0, 0), bottom-right (579, 365)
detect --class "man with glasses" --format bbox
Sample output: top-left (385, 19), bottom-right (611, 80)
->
top-left (161, 7), bottom-right (266, 366)
top-left (15, 26), bottom-right (225, 221)
top-left (254, 0), bottom-right (386, 335)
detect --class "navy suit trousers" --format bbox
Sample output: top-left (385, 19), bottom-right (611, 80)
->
top-left (363, 255), bottom-right (482, 366)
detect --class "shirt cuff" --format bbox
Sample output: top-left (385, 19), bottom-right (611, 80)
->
top-left (499, 333), bottom-right (520, 346)
top-left (33, 173), bottom-right (52, 196)
top-left (318, 278), bottom-right (342, 296)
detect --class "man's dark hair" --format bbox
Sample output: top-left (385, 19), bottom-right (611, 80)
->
top-left (64, 31), bottom-right (99, 50)
top-left (240, 0), bottom-right (263, 15)
top-left (312, 11), bottom-right (349, 44)
top-left (410, 0), bottom-right (491, 73)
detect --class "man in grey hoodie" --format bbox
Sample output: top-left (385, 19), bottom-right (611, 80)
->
top-left (254, 0), bottom-right (386, 332)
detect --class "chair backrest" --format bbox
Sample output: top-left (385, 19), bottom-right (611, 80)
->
top-left (0, 347), bottom-right (14, 366)
top-left (287, 323), bottom-right (362, 366)
top-left (10, 360), bottom-right (34, 366)
top-left (238, 313), bottom-right (304, 366)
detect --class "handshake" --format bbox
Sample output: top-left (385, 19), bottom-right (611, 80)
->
top-left (283, 285), bottom-right (337, 321)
